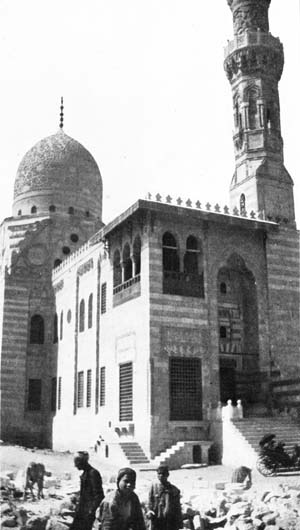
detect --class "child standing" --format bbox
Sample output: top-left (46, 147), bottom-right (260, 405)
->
top-left (98, 467), bottom-right (146, 530)
top-left (147, 465), bottom-right (182, 530)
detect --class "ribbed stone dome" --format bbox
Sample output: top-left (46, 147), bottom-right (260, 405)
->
top-left (13, 129), bottom-right (103, 220)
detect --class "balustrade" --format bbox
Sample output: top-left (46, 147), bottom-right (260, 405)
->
top-left (113, 273), bottom-right (141, 295)
top-left (224, 31), bottom-right (282, 57)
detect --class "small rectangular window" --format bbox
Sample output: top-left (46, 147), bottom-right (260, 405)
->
top-left (101, 283), bottom-right (107, 314)
top-left (86, 369), bottom-right (92, 407)
top-left (77, 371), bottom-right (84, 408)
top-left (58, 377), bottom-right (62, 410)
top-left (28, 379), bottom-right (42, 411)
top-left (51, 377), bottom-right (57, 411)
top-left (100, 366), bottom-right (106, 406)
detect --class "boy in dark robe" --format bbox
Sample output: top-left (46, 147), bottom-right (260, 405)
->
top-left (98, 467), bottom-right (146, 530)
top-left (147, 465), bottom-right (182, 530)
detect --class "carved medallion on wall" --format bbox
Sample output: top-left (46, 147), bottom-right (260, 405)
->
top-left (27, 244), bottom-right (47, 265)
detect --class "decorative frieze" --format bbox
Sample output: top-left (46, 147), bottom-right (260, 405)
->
top-left (160, 326), bottom-right (206, 356)
top-left (53, 280), bottom-right (64, 293)
top-left (77, 258), bottom-right (93, 276)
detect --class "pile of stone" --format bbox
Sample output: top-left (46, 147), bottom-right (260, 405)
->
top-left (0, 468), bottom-right (78, 530)
top-left (178, 483), bottom-right (300, 530)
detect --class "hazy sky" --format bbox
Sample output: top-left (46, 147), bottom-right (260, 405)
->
top-left (0, 0), bottom-right (299, 226)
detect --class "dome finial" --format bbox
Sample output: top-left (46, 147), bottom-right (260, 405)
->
top-left (59, 97), bottom-right (64, 129)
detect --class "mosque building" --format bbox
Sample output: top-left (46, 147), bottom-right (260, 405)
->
top-left (0, 0), bottom-right (299, 465)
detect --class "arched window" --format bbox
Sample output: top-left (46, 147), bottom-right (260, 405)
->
top-left (54, 259), bottom-right (62, 268)
top-left (266, 107), bottom-right (272, 130)
top-left (162, 232), bottom-right (179, 272)
top-left (31, 206), bottom-right (37, 214)
top-left (234, 97), bottom-right (239, 129)
top-left (123, 243), bottom-right (132, 282)
top-left (248, 88), bottom-right (258, 130)
top-left (88, 293), bottom-right (93, 329)
top-left (220, 326), bottom-right (227, 339)
top-left (49, 205), bottom-right (56, 212)
top-left (133, 236), bottom-right (141, 276)
top-left (60, 310), bottom-right (63, 341)
top-left (30, 314), bottom-right (44, 344)
top-left (68, 207), bottom-right (74, 215)
top-left (113, 250), bottom-right (122, 287)
top-left (53, 313), bottom-right (58, 343)
top-left (220, 282), bottom-right (227, 294)
top-left (79, 299), bottom-right (85, 332)
top-left (234, 94), bottom-right (243, 131)
top-left (184, 235), bottom-right (199, 275)
top-left (240, 194), bottom-right (246, 216)
top-left (18, 210), bottom-right (22, 216)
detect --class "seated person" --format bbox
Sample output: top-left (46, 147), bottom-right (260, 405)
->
top-left (231, 466), bottom-right (252, 490)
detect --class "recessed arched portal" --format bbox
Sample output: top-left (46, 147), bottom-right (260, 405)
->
top-left (217, 254), bottom-right (259, 405)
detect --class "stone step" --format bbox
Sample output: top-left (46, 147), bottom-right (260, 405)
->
top-left (119, 442), bottom-right (150, 465)
top-left (232, 417), bottom-right (300, 458)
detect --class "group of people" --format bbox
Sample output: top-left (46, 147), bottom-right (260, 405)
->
top-left (70, 451), bottom-right (182, 530)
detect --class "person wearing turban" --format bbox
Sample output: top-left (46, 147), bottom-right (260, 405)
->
top-left (98, 467), bottom-right (146, 530)
top-left (70, 451), bottom-right (104, 530)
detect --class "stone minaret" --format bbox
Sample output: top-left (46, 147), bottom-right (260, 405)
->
top-left (224, 0), bottom-right (295, 225)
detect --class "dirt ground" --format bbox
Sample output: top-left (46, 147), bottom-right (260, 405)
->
top-left (1, 443), bottom-right (300, 530)
top-left (1, 442), bottom-right (300, 500)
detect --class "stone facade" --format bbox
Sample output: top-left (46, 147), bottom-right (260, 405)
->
top-left (0, 0), bottom-right (299, 461)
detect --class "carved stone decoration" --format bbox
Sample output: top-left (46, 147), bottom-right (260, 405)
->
top-left (53, 280), bottom-right (64, 294)
top-left (77, 258), bottom-right (93, 277)
top-left (228, 0), bottom-right (271, 36)
top-left (160, 326), bottom-right (207, 357)
top-left (224, 46), bottom-right (284, 83)
top-left (27, 244), bottom-right (47, 266)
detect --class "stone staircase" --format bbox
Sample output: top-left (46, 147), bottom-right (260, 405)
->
top-left (151, 441), bottom-right (186, 467)
top-left (119, 442), bottom-right (150, 465)
top-left (233, 417), bottom-right (300, 455)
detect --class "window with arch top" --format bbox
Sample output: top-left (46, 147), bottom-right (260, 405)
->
top-left (113, 249), bottom-right (122, 287)
top-left (31, 206), bottom-right (37, 214)
top-left (123, 243), bottom-right (132, 282)
top-left (30, 314), bottom-right (44, 344)
top-left (133, 235), bottom-right (141, 276)
top-left (162, 232), bottom-right (179, 272)
top-left (240, 194), bottom-right (246, 216)
top-left (88, 293), bottom-right (93, 329)
top-left (248, 88), bottom-right (258, 130)
top-left (184, 235), bottom-right (200, 275)
top-left (54, 259), bottom-right (62, 269)
top-left (60, 310), bottom-right (63, 341)
top-left (79, 299), bottom-right (85, 332)
top-left (53, 313), bottom-right (58, 343)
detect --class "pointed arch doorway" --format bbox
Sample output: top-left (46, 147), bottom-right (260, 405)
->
top-left (217, 254), bottom-right (259, 406)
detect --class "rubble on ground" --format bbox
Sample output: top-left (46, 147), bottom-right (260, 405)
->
top-left (1, 466), bottom-right (300, 529)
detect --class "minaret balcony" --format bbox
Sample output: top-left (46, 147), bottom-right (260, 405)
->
top-left (224, 30), bottom-right (282, 59)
